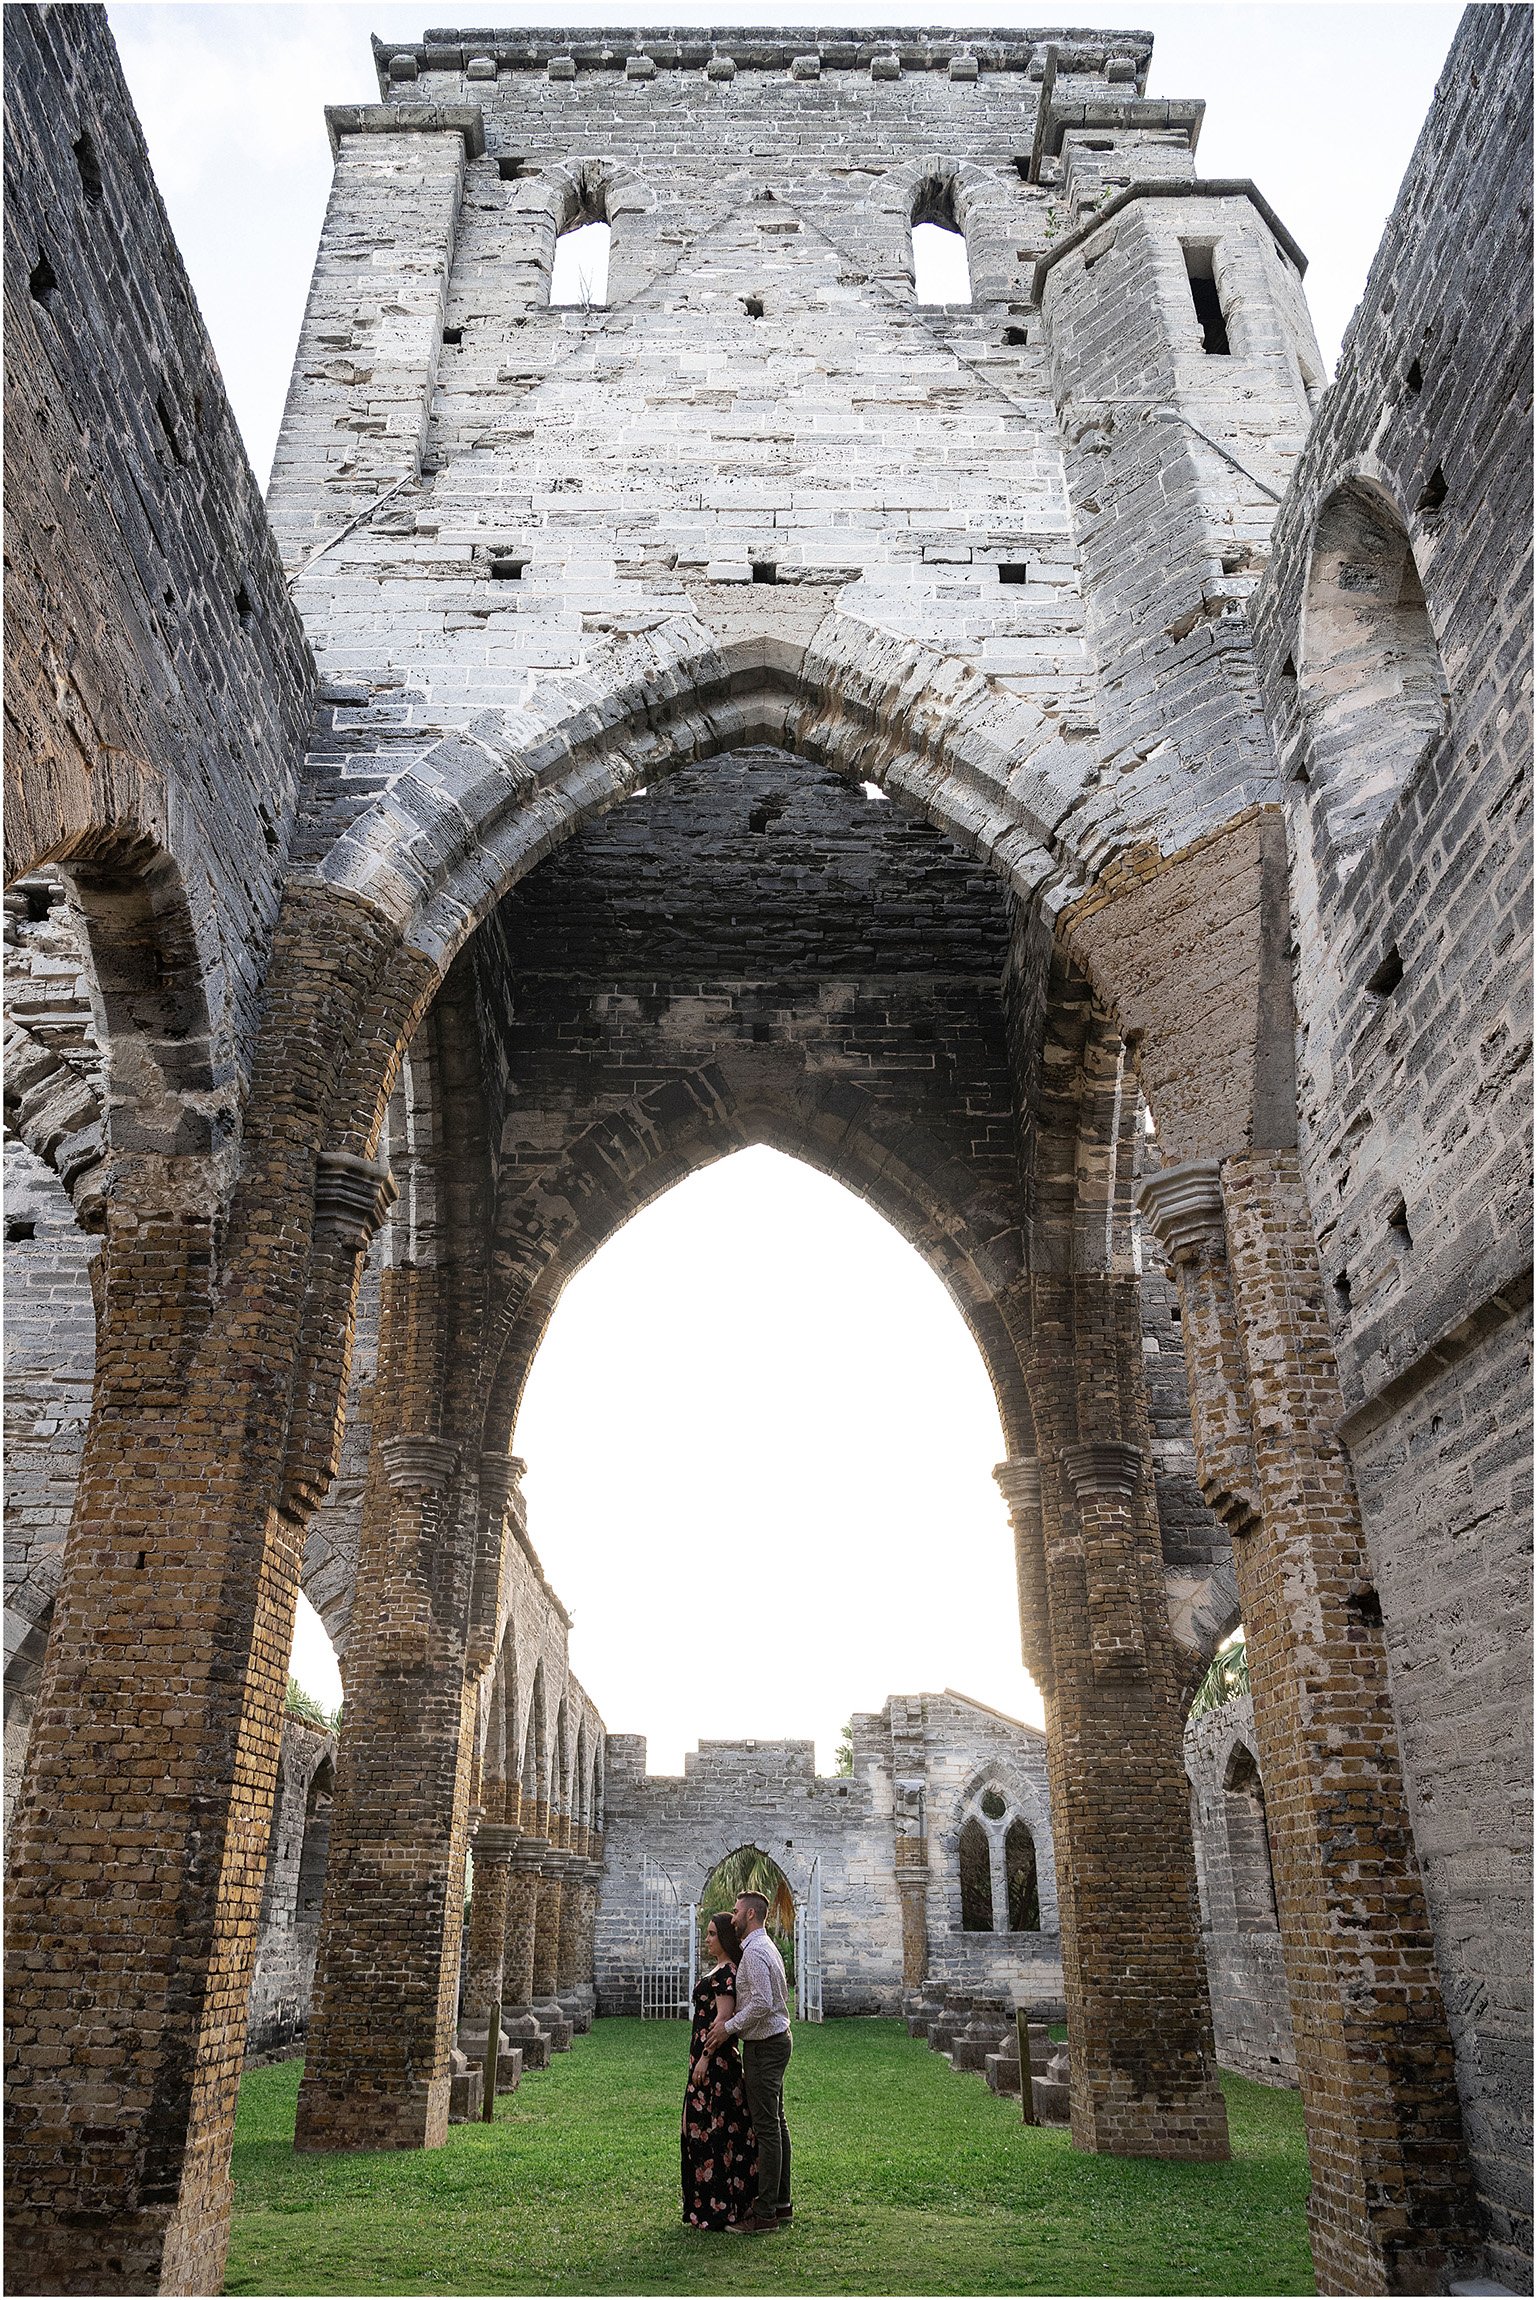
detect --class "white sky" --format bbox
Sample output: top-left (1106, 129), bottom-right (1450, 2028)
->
top-left (108, 2), bottom-right (1462, 1766)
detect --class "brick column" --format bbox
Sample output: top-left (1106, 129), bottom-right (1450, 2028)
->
top-left (1141, 1155), bottom-right (1482, 2293)
top-left (531, 1861), bottom-right (564, 2003)
top-left (556, 1861), bottom-right (584, 1994)
top-left (462, 1833), bottom-right (515, 2018)
top-left (294, 1353), bottom-right (481, 2153)
top-left (4, 888), bottom-right (419, 2294)
top-left (895, 1841), bottom-right (930, 1987)
top-left (499, 1844), bottom-right (552, 2067)
top-left (1027, 1276), bottom-right (1230, 2162)
top-left (994, 1456), bottom-right (1052, 1698)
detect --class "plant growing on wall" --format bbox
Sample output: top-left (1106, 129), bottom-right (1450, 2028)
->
top-left (284, 1677), bottom-right (341, 1735)
top-left (1189, 1637), bottom-right (1249, 1720)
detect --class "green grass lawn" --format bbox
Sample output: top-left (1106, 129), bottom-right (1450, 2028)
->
top-left (227, 2019), bottom-right (1314, 2298)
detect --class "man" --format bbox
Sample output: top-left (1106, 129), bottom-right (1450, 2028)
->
top-left (706, 1889), bottom-right (792, 2232)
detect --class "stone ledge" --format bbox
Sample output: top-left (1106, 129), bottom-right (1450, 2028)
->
top-left (325, 102), bottom-right (486, 158)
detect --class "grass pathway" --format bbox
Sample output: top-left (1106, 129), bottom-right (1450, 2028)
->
top-left (227, 2019), bottom-right (1314, 2296)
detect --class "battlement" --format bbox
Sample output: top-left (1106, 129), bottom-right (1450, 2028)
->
top-left (373, 26), bottom-right (1154, 88)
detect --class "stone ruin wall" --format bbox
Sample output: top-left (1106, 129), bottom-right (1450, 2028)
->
top-left (1248, 11), bottom-right (1532, 2270)
top-left (596, 1690), bottom-right (1061, 2015)
top-left (1183, 1691), bottom-right (1294, 2086)
top-left (2, 11), bottom-right (1530, 2290)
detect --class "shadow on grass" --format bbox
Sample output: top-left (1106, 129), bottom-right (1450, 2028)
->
top-left (227, 2019), bottom-right (1314, 2297)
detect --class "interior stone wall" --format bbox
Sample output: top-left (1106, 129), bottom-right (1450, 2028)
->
top-left (1249, 12), bottom-right (1532, 2273)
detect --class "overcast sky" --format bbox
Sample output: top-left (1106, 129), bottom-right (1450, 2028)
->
top-left (105, 3), bottom-right (1461, 1768)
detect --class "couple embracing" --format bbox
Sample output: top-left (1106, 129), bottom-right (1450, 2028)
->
top-left (681, 1891), bottom-right (793, 2235)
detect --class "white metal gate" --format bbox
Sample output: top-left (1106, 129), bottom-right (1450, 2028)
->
top-left (794, 1856), bottom-right (823, 2022)
top-left (639, 1855), bottom-right (697, 2019)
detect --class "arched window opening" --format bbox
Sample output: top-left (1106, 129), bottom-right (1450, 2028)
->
top-left (551, 218), bottom-right (610, 307)
top-left (958, 1815), bottom-right (993, 1930)
top-left (911, 178), bottom-right (972, 305)
top-left (1223, 1743), bottom-right (1278, 1932)
top-left (700, 1844), bottom-right (797, 1977)
top-left (1005, 1819), bottom-right (1040, 1930)
top-left (1299, 478), bottom-right (1450, 859)
top-left (296, 1756), bottom-right (335, 1931)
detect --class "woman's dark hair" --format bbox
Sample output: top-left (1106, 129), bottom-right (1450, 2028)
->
top-left (708, 1910), bottom-right (743, 1964)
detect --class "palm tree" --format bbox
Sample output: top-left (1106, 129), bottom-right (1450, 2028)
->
top-left (1190, 1637), bottom-right (1249, 1719)
top-left (700, 1846), bottom-right (797, 1978)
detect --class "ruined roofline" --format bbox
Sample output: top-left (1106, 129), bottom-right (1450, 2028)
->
top-left (376, 26), bottom-right (1154, 83)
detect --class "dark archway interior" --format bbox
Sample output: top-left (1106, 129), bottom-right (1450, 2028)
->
top-left (465, 747), bottom-right (1033, 1454)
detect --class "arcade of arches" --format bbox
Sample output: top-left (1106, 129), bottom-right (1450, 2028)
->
top-left (3, 11), bottom-right (1530, 2300)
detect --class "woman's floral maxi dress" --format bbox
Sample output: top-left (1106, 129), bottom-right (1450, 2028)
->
top-left (680, 1960), bottom-right (758, 2228)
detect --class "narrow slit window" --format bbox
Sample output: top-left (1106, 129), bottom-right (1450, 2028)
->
top-left (551, 218), bottom-right (610, 308)
top-left (1183, 243), bottom-right (1230, 355)
top-left (911, 178), bottom-right (972, 306)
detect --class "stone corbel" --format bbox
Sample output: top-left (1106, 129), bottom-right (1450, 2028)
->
top-left (1137, 1160), bottom-right (1260, 1536)
top-left (378, 1434), bottom-right (460, 1491)
top-left (994, 1456), bottom-right (1054, 1694)
top-left (1061, 1440), bottom-right (1148, 1678)
top-left (280, 1151), bottom-right (397, 1519)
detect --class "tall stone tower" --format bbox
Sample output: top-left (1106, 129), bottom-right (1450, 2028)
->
top-left (266, 25), bottom-right (1320, 915)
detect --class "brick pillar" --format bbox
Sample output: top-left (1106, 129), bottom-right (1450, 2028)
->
top-left (531, 1863), bottom-right (564, 2002)
top-left (462, 1837), bottom-right (515, 2017)
top-left (1027, 1276), bottom-right (1230, 2162)
top-left (556, 1862), bottom-right (584, 1994)
top-left (895, 1843), bottom-right (930, 1987)
top-left (994, 1456), bottom-right (1051, 1698)
top-left (502, 1852), bottom-right (543, 2014)
top-left (1141, 1155), bottom-right (1482, 2293)
top-left (3, 889), bottom-right (416, 2295)
top-left (294, 1324), bottom-right (481, 2152)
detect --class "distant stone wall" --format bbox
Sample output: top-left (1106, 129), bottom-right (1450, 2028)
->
top-left (1184, 1694), bottom-right (1294, 2085)
top-left (246, 1719), bottom-right (336, 2061)
top-left (597, 1691), bottom-right (1060, 2016)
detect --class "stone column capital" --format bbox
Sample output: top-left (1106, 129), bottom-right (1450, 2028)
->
top-left (378, 1435), bottom-right (460, 1491)
top-left (1062, 1440), bottom-right (1143, 1499)
top-left (478, 1451), bottom-right (527, 1508)
top-left (510, 1836), bottom-right (549, 1871)
top-left (994, 1455), bottom-right (1042, 1514)
top-left (313, 1149), bottom-right (397, 1246)
top-left (1136, 1158), bottom-right (1227, 1265)
top-left (471, 1823), bottom-right (521, 1861)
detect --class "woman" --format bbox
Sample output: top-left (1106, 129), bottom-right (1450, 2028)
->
top-left (681, 1911), bottom-right (758, 2230)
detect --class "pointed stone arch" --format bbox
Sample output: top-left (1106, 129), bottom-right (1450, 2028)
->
top-left (481, 1071), bottom-right (1035, 1464)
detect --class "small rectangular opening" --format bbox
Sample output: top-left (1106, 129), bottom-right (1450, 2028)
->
top-left (998, 563), bottom-right (1028, 584)
top-left (490, 558), bottom-right (527, 581)
top-left (751, 561), bottom-right (778, 584)
top-left (6, 1219), bottom-right (36, 1243)
top-left (1183, 243), bottom-right (1230, 355)
top-left (442, 326), bottom-right (463, 345)
top-left (497, 157), bottom-right (528, 181)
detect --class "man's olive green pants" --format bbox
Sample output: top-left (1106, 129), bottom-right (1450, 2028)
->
top-left (741, 2031), bottom-right (793, 2214)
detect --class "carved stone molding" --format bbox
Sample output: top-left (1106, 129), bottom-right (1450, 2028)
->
top-left (378, 1434), bottom-right (460, 1492)
top-left (1137, 1158), bottom-right (1227, 1266)
top-left (471, 1823), bottom-right (521, 1861)
top-left (993, 1455), bottom-right (1042, 1513)
top-left (1062, 1440), bottom-right (1143, 1498)
top-left (313, 1149), bottom-right (396, 1246)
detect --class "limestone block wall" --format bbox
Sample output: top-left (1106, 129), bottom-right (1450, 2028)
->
top-left (1184, 1694), bottom-right (1295, 2085)
top-left (3, 7), bottom-right (313, 1068)
top-left (246, 1720), bottom-right (337, 2061)
top-left (597, 1691), bottom-right (1060, 2015)
top-left (1249, 11), bottom-right (1532, 2276)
